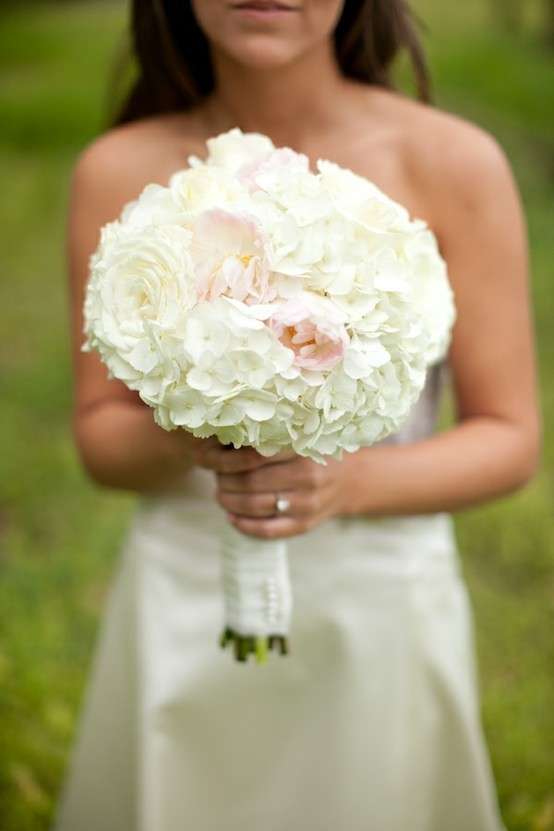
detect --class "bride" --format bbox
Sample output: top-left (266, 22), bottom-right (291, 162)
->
top-left (54, 0), bottom-right (540, 828)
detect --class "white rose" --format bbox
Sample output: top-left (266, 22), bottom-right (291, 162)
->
top-left (83, 223), bottom-right (197, 388)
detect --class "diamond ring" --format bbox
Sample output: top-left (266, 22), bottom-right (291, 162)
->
top-left (275, 495), bottom-right (290, 515)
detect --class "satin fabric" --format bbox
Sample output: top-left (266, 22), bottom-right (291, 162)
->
top-left (53, 463), bottom-right (506, 831)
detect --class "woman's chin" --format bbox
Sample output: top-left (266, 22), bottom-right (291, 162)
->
top-left (217, 35), bottom-right (304, 69)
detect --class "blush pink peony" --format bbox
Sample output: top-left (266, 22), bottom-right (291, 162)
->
top-left (269, 295), bottom-right (349, 371)
top-left (191, 209), bottom-right (276, 305)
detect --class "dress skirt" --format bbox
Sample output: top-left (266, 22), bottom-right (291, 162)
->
top-left (53, 467), bottom-right (506, 831)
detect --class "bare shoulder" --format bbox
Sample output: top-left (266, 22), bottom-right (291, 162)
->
top-left (383, 93), bottom-right (520, 220)
top-left (70, 111), bottom-right (205, 222)
top-left (418, 104), bottom-right (510, 176)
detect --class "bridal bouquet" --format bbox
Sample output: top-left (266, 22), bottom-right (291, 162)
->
top-left (83, 128), bottom-right (456, 664)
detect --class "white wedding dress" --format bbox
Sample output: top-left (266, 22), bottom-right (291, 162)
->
top-left (53, 362), bottom-right (506, 831)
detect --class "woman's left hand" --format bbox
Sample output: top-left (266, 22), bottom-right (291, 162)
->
top-left (215, 449), bottom-right (355, 539)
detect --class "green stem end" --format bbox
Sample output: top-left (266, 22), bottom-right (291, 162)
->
top-left (219, 628), bottom-right (289, 664)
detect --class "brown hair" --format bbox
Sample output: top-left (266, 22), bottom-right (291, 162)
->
top-left (113, 0), bottom-right (430, 126)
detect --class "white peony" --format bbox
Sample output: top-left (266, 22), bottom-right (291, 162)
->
top-left (191, 209), bottom-right (276, 304)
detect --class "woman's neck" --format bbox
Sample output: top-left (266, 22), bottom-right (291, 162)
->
top-left (200, 39), bottom-right (353, 148)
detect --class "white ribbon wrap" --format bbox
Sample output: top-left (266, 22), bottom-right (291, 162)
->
top-left (220, 524), bottom-right (292, 637)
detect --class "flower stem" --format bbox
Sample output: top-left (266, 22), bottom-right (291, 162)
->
top-left (219, 628), bottom-right (289, 663)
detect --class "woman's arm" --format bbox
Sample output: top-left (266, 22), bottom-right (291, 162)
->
top-left (68, 131), bottom-right (200, 492)
top-left (342, 124), bottom-right (542, 516)
top-left (68, 129), bottom-right (294, 492)
top-left (216, 125), bottom-right (542, 538)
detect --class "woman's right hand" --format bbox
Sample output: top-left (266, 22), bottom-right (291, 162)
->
top-left (190, 437), bottom-right (292, 475)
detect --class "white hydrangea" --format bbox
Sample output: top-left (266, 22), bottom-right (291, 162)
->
top-left (84, 128), bottom-right (456, 464)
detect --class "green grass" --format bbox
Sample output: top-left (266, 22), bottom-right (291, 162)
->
top-left (0, 1), bottom-right (553, 828)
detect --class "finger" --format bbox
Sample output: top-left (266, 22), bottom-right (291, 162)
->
top-left (218, 489), bottom-right (304, 519)
top-left (189, 436), bottom-right (221, 463)
top-left (196, 440), bottom-right (297, 472)
top-left (257, 449), bottom-right (297, 464)
top-left (218, 459), bottom-right (320, 494)
top-left (227, 512), bottom-right (312, 540)
top-left (218, 490), bottom-right (276, 518)
top-left (198, 444), bottom-right (265, 474)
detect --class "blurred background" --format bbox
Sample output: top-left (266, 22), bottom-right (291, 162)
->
top-left (0, 0), bottom-right (553, 828)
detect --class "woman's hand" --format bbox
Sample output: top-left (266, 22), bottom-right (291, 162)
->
top-left (202, 443), bottom-right (354, 539)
